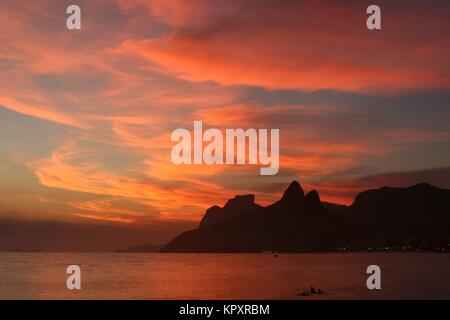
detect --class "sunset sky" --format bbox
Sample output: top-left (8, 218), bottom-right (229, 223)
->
top-left (0, 0), bottom-right (449, 246)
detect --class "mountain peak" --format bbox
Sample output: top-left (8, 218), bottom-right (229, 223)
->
top-left (199, 194), bottom-right (260, 228)
top-left (224, 194), bottom-right (255, 209)
top-left (305, 190), bottom-right (322, 209)
top-left (410, 182), bottom-right (439, 191)
top-left (281, 180), bottom-right (305, 201)
top-left (306, 189), bottom-right (320, 202)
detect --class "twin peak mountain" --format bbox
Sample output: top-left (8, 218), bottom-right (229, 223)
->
top-left (162, 181), bottom-right (450, 252)
top-left (200, 181), bottom-right (320, 228)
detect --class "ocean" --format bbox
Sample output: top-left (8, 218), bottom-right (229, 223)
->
top-left (0, 252), bottom-right (448, 299)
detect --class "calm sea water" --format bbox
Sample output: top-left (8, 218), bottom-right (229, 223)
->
top-left (0, 253), bottom-right (448, 299)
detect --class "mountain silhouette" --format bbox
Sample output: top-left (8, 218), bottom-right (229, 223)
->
top-left (199, 194), bottom-right (261, 228)
top-left (348, 183), bottom-right (450, 232)
top-left (162, 181), bottom-right (366, 252)
top-left (161, 181), bottom-right (450, 252)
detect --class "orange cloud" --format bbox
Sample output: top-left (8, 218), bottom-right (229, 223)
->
top-left (0, 97), bottom-right (87, 129)
top-left (118, 1), bottom-right (450, 93)
top-left (73, 213), bottom-right (136, 224)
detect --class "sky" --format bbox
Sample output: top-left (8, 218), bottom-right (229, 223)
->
top-left (0, 0), bottom-right (449, 248)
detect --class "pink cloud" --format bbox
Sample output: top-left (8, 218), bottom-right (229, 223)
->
top-left (118, 0), bottom-right (450, 93)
